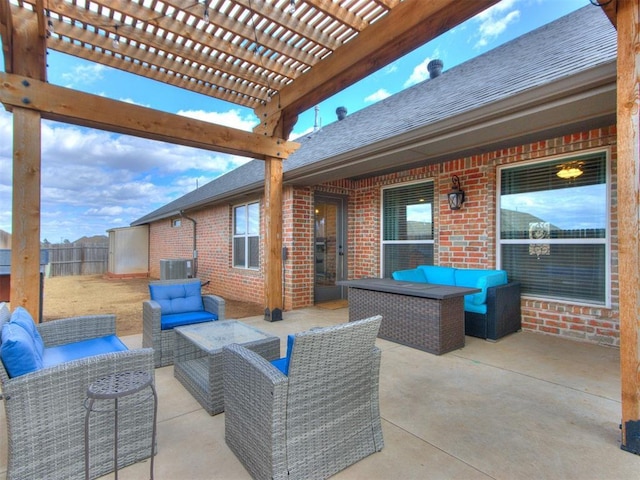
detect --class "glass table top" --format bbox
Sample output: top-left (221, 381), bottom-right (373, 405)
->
top-left (175, 320), bottom-right (275, 353)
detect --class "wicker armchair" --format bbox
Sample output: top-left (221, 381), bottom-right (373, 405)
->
top-left (223, 315), bottom-right (384, 480)
top-left (0, 304), bottom-right (155, 480)
top-left (143, 278), bottom-right (226, 367)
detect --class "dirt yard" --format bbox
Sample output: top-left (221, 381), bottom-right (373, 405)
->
top-left (40, 275), bottom-right (265, 336)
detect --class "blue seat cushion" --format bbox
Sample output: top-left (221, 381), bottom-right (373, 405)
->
top-left (1, 322), bottom-right (43, 377)
top-left (160, 311), bottom-right (218, 330)
top-left (10, 307), bottom-right (45, 361)
top-left (464, 300), bottom-right (488, 315)
top-left (42, 335), bottom-right (128, 368)
top-left (271, 334), bottom-right (295, 375)
top-left (391, 269), bottom-right (426, 282)
top-left (149, 282), bottom-right (204, 315)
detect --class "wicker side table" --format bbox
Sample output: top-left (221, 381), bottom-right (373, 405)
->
top-left (84, 371), bottom-right (158, 480)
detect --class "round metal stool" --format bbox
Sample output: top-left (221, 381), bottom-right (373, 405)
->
top-left (84, 371), bottom-right (158, 480)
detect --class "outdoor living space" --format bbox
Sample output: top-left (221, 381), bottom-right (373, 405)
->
top-left (1, 306), bottom-right (636, 479)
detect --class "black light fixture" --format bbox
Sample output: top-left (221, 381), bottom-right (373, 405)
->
top-left (447, 175), bottom-right (465, 210)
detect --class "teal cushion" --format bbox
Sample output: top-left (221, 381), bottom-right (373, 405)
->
top-left (160, 311), bottom-right (217, 330)
top-left (0, 322), bottom-right (43, 377)
top-left (271, 334), bottom-right (294, 375)
top-left (419, 266), bottom-right (456, 285)
top-left (455, 270), bottom-right (507, 305)
top-left (464, 300), bottom-right (487, 314)
top-left (42, 334), bottom-right (128, 368)
top-left (149, 282), bottom-right (204, 315)
top-left (10, 307), bottom-right (45, 361)
top-left (391, 269), bottom-right (427, 282)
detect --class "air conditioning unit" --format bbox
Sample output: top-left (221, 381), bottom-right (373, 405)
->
top-left (160, 259), bottom-right (193, 280)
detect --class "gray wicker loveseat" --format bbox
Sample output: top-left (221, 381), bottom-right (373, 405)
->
top-left (0, 302), bottom-right (155, 480)
top-left (143, 278), bottom-right (225, 367)
top-left (223, 315), bottom-right (384, 480)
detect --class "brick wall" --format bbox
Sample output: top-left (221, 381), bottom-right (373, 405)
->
top-left (342, 125), bottom-right (619, 346)
top-left (147, 125), bottom-right (619, 346)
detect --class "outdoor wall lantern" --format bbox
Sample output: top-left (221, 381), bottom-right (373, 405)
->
top-left (447, 175), bottom-right (465, 210)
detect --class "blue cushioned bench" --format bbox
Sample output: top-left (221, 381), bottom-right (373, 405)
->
top-left (0, 302), bottom-right (155, 480)
top-left (392, 265), bottom-right (521, 341)
top-left (1, 306), bottom-right (128, 377)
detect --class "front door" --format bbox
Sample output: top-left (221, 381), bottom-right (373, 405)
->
top-left (314, 195), bottom-right (347, 303)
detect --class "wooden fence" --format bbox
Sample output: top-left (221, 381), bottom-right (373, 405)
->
top-left (46, 244), bottom-right (109, 277)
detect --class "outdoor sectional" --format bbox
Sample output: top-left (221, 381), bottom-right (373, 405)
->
top-left (0, 302), bottom-right (155, 480)
top-left (392, 265), bottom-right (521, 341)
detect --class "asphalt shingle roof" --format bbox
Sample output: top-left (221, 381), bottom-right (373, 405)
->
top-left (132, 5), bottom-right (615, 226)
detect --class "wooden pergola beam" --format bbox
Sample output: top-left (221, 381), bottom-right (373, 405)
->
top-left (254, 0), bottom-right (500, 135)
top-left (0, 72), bottom-right (298, 160)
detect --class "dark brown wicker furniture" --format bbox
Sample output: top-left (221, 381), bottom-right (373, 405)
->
top-left (338, 278), bottom-right (479, 355)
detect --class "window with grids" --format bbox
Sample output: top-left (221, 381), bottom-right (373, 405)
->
top-left (381, 181), bottom-right (434, 277)
top-left (498, 151), bottom-right (609, 305)
top-left (233, 202), bottom-right (260, 269)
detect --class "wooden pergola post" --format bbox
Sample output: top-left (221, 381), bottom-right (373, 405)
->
top-left (7, 6), bottom-right (46, 320)
top-left (263, 156), bottom-right (284, 321)
top-left (10, 108), bottom-right (42, 319)
top-left (617, 0), bottom-right (640, 454)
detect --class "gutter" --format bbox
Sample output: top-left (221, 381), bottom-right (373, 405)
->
top-left (180, 211), bottom-right (198, 277)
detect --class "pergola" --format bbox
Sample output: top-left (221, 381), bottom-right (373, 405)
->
top-left (1, 0), bottom-right (639, 453)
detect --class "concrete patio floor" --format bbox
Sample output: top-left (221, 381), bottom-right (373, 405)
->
top-left (3, 306), bottom-right (639, 479)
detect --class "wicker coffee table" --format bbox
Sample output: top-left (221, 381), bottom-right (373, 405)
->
top-left (174, 320), bottom-right (280, 415)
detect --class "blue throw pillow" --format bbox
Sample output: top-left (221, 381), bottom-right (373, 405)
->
top-left (1, 322), bottom-right (43, 377)
top-left (392, 269), bottom-right (426, 283)
top-left (10, 307), bottom-right (45, 361)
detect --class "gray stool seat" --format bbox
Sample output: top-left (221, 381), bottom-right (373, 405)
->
top-left (85, 371), bottom-right (157, 480)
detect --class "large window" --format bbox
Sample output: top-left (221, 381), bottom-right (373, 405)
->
top-left (498, 151), bottom-right (609, 305)
top-left (381, 181), bottom-right (434, 277)
top-left (233, 202), bottom-right (260, 269)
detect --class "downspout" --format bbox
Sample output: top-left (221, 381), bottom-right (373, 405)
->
top-left (180, 211), bottom-right (198, 278)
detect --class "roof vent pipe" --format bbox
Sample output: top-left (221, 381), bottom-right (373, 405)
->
top-left (427, 59), bottom-right (443, 79)
top-left (336, 106), bottom-right (347, 121)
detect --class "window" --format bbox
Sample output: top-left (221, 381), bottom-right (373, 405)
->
top-left (498, 151), bottom-right (609, 305)
top-left (233, 202), bottom-right (260, 269)
top-left (172, 219), bottom-right (181, 228)
top-left (381, 181), bottom-right (434, 277)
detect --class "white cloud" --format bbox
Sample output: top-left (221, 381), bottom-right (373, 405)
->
top-left (60, 64), bottom-right (106, 88)
top-left (404, 58), bottom-right (431, 88)
top-left (0, 107), bottom-right (256, 242)
top-left (403, 48), bottom-right (442, 88)
top-left (177, 109), bottom-right (259, 132)
top-left (365, 89), bottom-right (392, 103)
top-left (473, 0), bottom-right (521, 49)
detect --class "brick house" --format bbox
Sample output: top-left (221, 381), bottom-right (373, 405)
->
top-left (132, 6), bottom-right (619, 345)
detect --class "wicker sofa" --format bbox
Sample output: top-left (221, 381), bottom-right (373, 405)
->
top-left (392, 265), bottom-right (521, 341)
top-left (143, 278), bottom-right (225, 367)
top-left (0, 302), bottom-right (155, 480)
top-left (223, 315), bottom-right (384, 480)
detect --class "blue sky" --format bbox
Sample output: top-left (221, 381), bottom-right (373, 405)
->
top-left (0, 0), bottom-right (592, 243)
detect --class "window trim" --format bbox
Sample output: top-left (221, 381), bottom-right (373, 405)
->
top-left (232, 200), bottom-right (261, 270)
top-left (380, 179), bottom-right (435, 278)
top-left (496, 147), bottom-right (611, 307)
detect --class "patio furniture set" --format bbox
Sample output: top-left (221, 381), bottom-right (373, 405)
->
top-left (0, 278), bottom-right (386, 480)
top-left (0, 271), bottom-right (520, 479)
